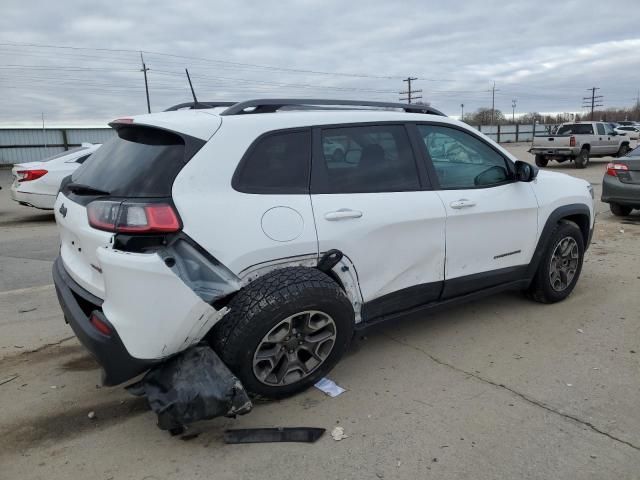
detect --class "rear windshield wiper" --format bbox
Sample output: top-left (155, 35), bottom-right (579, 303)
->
top-left (66, 182), bottom-right (110, 196)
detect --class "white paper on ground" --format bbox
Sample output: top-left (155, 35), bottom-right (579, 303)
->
top-left (314, 377), bottom-right (346, 397)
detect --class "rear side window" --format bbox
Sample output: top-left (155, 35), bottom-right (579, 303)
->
top-left (557, 124), bottom-right (594, 135)
top-left (72, 126), bottom-right (200, 197)
top-left (233, 130), bottom-right (311, 194)
top-left (313, 124), bottom-right (420, 193)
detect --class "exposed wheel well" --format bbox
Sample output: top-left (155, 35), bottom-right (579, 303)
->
top-left (561, 214), bottom-right (590, 244)
top-left (581, 144), bottom-right (590, 151)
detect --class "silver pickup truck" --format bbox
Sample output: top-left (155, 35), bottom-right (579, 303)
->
top-left (529, 121), bottom-right (631, 168)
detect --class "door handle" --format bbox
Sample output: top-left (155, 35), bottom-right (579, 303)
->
top-left (324, 209), bottom-right (363, 221)
top-left (450, 199), bottom-right (476, 209)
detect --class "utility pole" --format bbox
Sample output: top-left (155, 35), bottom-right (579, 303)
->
top-left (582, 87), bottom-right (603, 121)
top-left (460, 103), bottom-right (464, 121)
top-left (140, 52), bottom-right (151, 113)
top-left (41, 112), bottom-right (47, 151)
top-left (490, 81), bottom-right (498, 126)
top-left (512, 98), bottom-right (517, 123)
top-left (399, 77), bottom-right (422, 104)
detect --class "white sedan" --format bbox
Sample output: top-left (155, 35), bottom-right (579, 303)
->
top-left (614, 126), bottom-right (640, 140)
top-left (10, 143), bottom-right (101, 210)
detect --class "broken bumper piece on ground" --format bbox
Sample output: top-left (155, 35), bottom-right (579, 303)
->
top-left (127, 345), bottom-right (252, 432)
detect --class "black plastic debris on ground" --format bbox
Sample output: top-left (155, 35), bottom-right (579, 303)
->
top-left (127, 345), bottom-right (252, 432)
top-left (224, 427), bottom-right (325, 444)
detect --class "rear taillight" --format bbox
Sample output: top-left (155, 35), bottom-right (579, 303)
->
top-left (606, 162), bottom-right (629, 176)
top-left (87, 200), bottom-right (181, 233)
top-left (16, 169), bottom-right (48, 182)
top-left (569, 136), bottom-right (576, 147)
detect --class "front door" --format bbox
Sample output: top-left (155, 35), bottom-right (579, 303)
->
top-left (311, 123), bottom-right (446, 320)
top-left (414, 123), bottom-right (539, 299)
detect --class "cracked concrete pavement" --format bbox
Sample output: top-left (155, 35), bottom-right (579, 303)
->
top-left (1, 145), bottom-right (639, 479)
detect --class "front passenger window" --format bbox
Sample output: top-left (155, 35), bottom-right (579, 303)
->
top-left (417, 125), bottom-right (512, 189)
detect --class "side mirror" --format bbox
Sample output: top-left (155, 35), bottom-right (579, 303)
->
top-left (514, 160), bottom-right (538, 182)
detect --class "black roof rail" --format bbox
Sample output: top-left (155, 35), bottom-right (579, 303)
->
top-left (219, 99), bottom-right (446, 116)
top-left (164, 101), bottom-right (237, 112)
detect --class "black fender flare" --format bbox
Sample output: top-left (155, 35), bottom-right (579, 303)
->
top-left (526, 204), bottom-right (592, 279)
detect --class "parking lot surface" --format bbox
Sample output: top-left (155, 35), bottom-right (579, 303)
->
top-left (1, 144), bottom-right (639, 479)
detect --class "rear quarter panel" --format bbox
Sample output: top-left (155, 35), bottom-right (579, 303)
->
top-left (171, 119), bottom-right (319, 275)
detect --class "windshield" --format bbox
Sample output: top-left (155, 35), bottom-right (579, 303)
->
top-left (557, 124), bottom-right (593, 135)
top-left (39, 146), bottom-right (89, 162)
top-left (627, 145), bottom-right (640, 157)
top-left (71, 126), bottom-right (188, 197)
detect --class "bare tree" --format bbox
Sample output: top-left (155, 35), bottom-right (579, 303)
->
top-left (466, 107), bottom-right (505, 125)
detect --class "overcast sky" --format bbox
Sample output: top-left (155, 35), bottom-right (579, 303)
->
top-left (1, 0), bottom-right (639, 126)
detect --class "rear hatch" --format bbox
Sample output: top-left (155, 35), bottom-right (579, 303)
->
top-left (54, 122), bottom-right (207, 298)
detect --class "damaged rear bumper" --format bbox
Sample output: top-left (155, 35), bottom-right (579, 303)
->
top-left (53, 256), bottom-right (155, 385)
top-left (53, 235), bottom-right (241, 386)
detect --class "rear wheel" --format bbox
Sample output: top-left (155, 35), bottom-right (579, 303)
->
top-left (528, 221), bottom-right (584, 303)
top-left (535, 154), bottom-right (548, 167)
top-left (610, 203), bottom-right (633, 216)
top-left (210, 267), bottom-right (354, 399)
top-left (616, 144), bottom-right (630, 158)
top-left (574, 148), bottom-right (589, 169)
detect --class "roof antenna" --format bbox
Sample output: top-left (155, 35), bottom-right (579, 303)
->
top-left (185, 68), bottom-right (199, 108)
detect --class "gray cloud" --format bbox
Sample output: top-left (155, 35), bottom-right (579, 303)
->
top-left (1, 0), bottom-right (639, 126)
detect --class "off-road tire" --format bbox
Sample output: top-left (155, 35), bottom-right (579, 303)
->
top-left (209, 267), bottom-right (354, 399)
top-left (535, 154), bottom-right (548, 167)
top-left (527, 220), bottom-right (585, 304)
top-left (574, 148), bottom-right (589, 169)
top-left (616, 144), bottom-right (630, 158)
top-left (610, 203), bottom-right (632, 216)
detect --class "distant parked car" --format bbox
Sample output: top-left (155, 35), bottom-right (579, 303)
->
top-left (614, 125), bottom-right (640, 140)
top-left (602, 145), bottom-right (640, 216)
top-left (617, 121), bottom-right (639, 127)
top-left (10, 144), bottom-right (101, 210)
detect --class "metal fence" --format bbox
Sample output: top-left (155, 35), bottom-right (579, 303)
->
top-left (471, 123), bottom-right (556, 143)
top-left (0, 128), bottom-right (115, 165)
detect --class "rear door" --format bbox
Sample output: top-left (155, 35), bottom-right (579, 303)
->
top-left (310, 123), bottom-right (446, 320)
top-left (414, 123), bottom-right (539, 298)
top-left (603, 123), bottom-right (620, 154)
top-left (594, 123), bottom-right (607, 154)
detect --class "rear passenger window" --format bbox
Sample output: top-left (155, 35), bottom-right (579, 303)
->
top-left (313, 125), bottom-right (420, 193)
top-left (234, 130), bottom-right (311, 194)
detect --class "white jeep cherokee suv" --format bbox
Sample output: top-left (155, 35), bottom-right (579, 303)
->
top-left (52, 99), bottom-right (594, 398)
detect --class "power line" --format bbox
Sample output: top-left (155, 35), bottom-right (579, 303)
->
top-left (399, 77), bottom-right (422, 104)
top-left (0, 41), bottom-right (452, 81)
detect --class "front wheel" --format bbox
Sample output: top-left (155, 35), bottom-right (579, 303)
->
top-left (527, 221), bottom-right (584, 303)
top-left (535, 154), bottom-right (548, 167)
top-left (616, 144), bottom-right (630, 158)
top-left (210, 267), bottom-right (354, 399)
